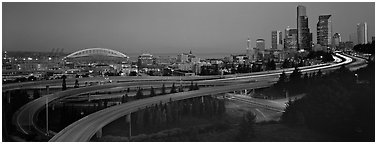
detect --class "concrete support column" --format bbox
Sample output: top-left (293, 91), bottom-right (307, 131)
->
top-left (7, 91), bottom-right (11, 104)
top-left (88, 93), bottom-right (91, 102)
top-left (96, 128), bottom-right (103, 139)
top-left (46, 85), bottom-right (50, 95)
top-left (126, 114), bottom-right (132, 140)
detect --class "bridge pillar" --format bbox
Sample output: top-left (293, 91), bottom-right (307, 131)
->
top-left (46, 85), bottom-right (50, 95)
top-left (7, 91), bottom-right (11, 104)
top-left (88, 93), bottom-right (91, 102)
top-left (126, 113), bottom-right (132, 140)
top-left (96, 128), bottom-right (103, 139)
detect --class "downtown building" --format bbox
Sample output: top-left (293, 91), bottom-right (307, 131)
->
top-left (284, 27), bottom-right (298, 50)
top-left (357, 22), bottom-right (368, 44)
top-left (333, 33), bottom-right (341, 49)
top-left (297, 5), bottom-right (311, 51)
top-left (246, 36), bottom-right (257, 62)
top-left (272, 30), bottom-right (283, 50)
top-left (256, 39), bottom-right (265, 59)
top-left (317, 15), bottom-right (332, 50)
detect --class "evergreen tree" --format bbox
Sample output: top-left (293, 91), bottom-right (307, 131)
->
top-left (179, 84), bottom-right (184, 92)
top-left (121, 94), bottom-right (128, 103)
top-left (316, 69), bottom-right (323, 78)
top-left (62, 75), bottom-right (67, 91)
top-left (170, 83), bottom-right (177, 93)
top-left (189, 81), bottom-right (194, 91)
top-left (194, 83), bottom-right (199, 90)
top-left (161, 84), bottom-right (166, 95)
top-left (150, 86), bottom-right (156, 97)
top-left (136, 87), bottom-right (144, 99)
top-left (33, 89), bottom-right (40, 99)
top-left (74, 79), bottom-right (79, 88)
top-left (236, 111), bottom-right (256, 141)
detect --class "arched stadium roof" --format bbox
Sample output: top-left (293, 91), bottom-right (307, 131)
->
top-left (65, 48), bottom-right (129, 59)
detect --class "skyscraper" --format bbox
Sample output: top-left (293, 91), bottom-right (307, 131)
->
top-left (297, 5), bottom-right (311, 51)
top-left (357, 22), bottom-right (368, 44)
top-left (317, 15), bottom-right (332, 48)
top-left (272, 31), bottom-right (282, 50)
top-left (284, 27), bottom-right (298, 50)
top-left (256, 39), bottom-right (265, 51)
top-left (246, 36), bottom-right (256, 62)
top-left (332, 33), bottom-right (341, 48)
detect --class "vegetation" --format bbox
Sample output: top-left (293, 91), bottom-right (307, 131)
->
top-left (235, 111), bottom-right (256, 141)
top-left (62, 75), bottom-right (67, 91)
top-left (353, 41), bottom-right (375, 54)
top-left (306, 51), bottom-right (335, 62)
top-left (74, 79), bottom-right (79, 88)
top-left (170, 83), bottom-right (177, 93)
top-left (128, 96), bottom-right (226, 136)
top-left (281, 64), bottom-right (374, 141)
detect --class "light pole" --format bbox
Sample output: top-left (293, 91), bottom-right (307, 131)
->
top-left (45, 85), bottom-right (49, 136)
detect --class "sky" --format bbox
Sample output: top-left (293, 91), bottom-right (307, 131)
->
top-left (2, 2), bottom-right (375, 55)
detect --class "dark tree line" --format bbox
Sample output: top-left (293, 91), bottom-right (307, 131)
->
top-left (235, 111), bottom-right (256, 141)
top-left (281, 64), bottom-right (374, 141)
top-left (353, 41), bottom-right (375, 54)
top-left (306, 51), bottom-right (335, 62)
top-left (130, 96), bottom-right (226, 135)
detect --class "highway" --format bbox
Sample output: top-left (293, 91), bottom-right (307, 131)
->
top-left (49, 82), bottom-right (273, 141)
top-left (48, 53), bottom-right (359, 141)
top-left (11, 52), bottom-right (362, 141)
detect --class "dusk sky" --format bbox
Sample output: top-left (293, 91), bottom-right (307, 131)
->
top-left (3, 2), bottom-right (375, 55)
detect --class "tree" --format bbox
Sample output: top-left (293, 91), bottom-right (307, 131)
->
top-left (136, 87), bottom-right (144, 99)
top-left (33, 89), bottom-right (40, 99)
top-left (161, 84), bottom-right (166, 95)
top-left (288, 67), bottom-right (303, 94)
top-left (150, 86), bottom-right (156, 97)
top-left (62, 75), bottom-right (67, 91)
top-left (194, 83), bottom-right (199, 90)
top-left (121, 94), bottom-right (128, 103)
top-left (178, 84), bottom-right (184, 92)
top-left (236, 111), bottom-right (256, 141)
top-left (129, 71), bottom-right (137, 76)
top-left (170, 83), bottom-right (177, 93)
top-left (74, 79), bottom-right (79, 88)
top-left (189, 81), bottom-right (194, 91)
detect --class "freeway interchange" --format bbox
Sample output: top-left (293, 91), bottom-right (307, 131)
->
top-left (7, 52), bottom-right (366, 142)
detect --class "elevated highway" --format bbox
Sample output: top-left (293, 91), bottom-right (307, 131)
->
top-left (11, 53), bottom-right (361, 141)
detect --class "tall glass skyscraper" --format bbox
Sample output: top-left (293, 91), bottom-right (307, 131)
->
top-left (272, 30), bottom-right (283, 50)
top-left (317, 15), bottom-right (332, 48)
top-left (256, 39), bottom-right (265, 51)
top-left (297, 5), bottom-right (311, 51)
top-left (284, 27), bottom-right (298, 50)
top-left (357, 22), bottom-right (368, 44)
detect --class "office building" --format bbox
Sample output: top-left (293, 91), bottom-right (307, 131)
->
top-left (297, 5), bottom-right (311, 51)
top-left (246, 36), bottom-right (257, 62)
top-left (256, 39), bottom-right (265, 51)
top-left (317, 15), bottom-right (332, 48)
top-left (284, 27), bottom-right (298, 50)
top-left (272, 31), bottom-right (283, 50)
top-left (357, 22), bottom-right (368, 44)
top-left (333, 33), bottom-right (341, 48)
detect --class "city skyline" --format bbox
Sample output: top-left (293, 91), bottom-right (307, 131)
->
top-left (3, 2), bottom-right (375, 54)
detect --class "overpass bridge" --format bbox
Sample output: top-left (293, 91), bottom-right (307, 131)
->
top-left (10, 52), bottom-right (364, 141)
